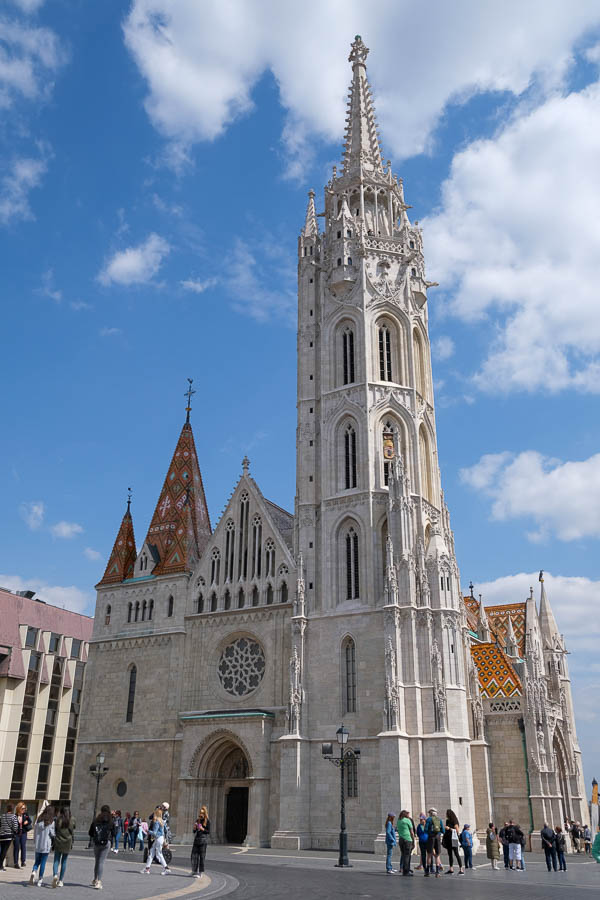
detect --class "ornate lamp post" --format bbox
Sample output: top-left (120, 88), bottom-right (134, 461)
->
top-left (89, 751), bottom-right (109, 831)
top-left (322, 725), bottom-right (361, 867)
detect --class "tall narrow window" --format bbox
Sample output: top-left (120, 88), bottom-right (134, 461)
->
top-left (225, 521), bottom-right (235, 582)
top-left (141, 600), bottom-right (147, 621)
top-left (126, 666), bottom-right (136, 722)
top-left (344, 424), bottom-right (357, 489)
top-left (210, 592), bottom-right (217, 612)
top-left (127, 602), bottom-right (132, 623)
top-left (238, 495), bottom-right (249, 580)
top-left (167, 595), bottom-right (174, 617)
top-left (419, 425), bottom-right (433, 504)
top-left (413, 329), bottom-right (426, 398)
top-left (346, 755), bottom-right (359, 798)
top-left (280, 582), bottom-right (288, 603)
top-left (148, 599), bottom-right (154, 620)
top-left (252, 585), bottom-right (259, 606)
top-left (224, 590), bottom-right (231, 610)
top-left (105, 605), bottom-right (111, 626)
top-left (252, 515), bottom-right (262, 579)
top-left (342, 327), bottom-right (355, 384)
top-left (134, 601), bottom-right (140, 622)
top-left (238, 588), bottom-right (245, 609)
top-left (342, 637), bottom-right (357, 713)
top-left (378, 323), bottom-right (393, 381)
top-left (197, 593), bottom-right (204, 614)
top-left (345, 527), bottom-right (360, 599)
top-left (264, 539), bottom-right (275, 578)
top-left (211, 549), bottom-right (221, 586)
top-left (266, 583), bottom-right (274, 605)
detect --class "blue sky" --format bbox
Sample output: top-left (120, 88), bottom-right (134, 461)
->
top-left (1, 1), bottom-right (600, 790)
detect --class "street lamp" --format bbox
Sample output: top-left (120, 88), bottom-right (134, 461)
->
top-left (322, 724), bottom-right (361, 867)
top-left (89, 751), bottom-right (109, 834)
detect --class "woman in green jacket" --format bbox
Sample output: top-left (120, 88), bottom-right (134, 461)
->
top-left (592, 830), bottom-right (600, 864)
top-left (52, 808), bottom-right (75, 888)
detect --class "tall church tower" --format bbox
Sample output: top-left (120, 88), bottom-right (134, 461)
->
top-left (277, 36), bottom-right (478, 850)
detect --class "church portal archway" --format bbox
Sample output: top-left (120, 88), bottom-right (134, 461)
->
top-left (191, 732), bottom-right (252, 844)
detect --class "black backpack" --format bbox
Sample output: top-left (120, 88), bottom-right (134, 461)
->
top-left (93, 821), bottom-right (111, 846)
top-left (504, 826), bottom-right (516, 844)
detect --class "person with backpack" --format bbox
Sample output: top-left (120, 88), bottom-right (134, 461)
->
top-left (460, 824), bottom-right (473, 869)
top-left (396, 810), bottom-right (415, 876)
top-left (541, 822), bottom-right (557, 872)
top-left (88, 804), bottom-right (115, 889)
top-left (140, 807), bottom-right (171, 875)
top-left (416, 814), bottom-right (429, 872)
top-left (384, 813), bottom-right (397, 874)
top-left (30, 805), bottom-right (55, 887)
top-left (424, 807), bottom-right (444, 878)
top-left (0, 804), bottom-right (19, 871)
top-left (128, 812), bottom-right (140, 852)
top-left (138, 818), bottom-right (148, 850)
top-left (555, 825), bottom-right (567, 871)
top-left (443, 809), bottom-right (464, 874)
top-left (583, 824), bottom-right (592, 855)
top-left (190, 806), bottom-right (210, 879)
top-left (505, 820), bottom-right (523, 870)
top-left (498, 822), bottom-right (510, 868)
top-left (486, 822), bottom-right (500, 869)
top-left (52, 807), bottom-right (75, 888)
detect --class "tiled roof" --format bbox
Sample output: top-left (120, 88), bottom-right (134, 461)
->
top-left (463, 595), bottom-right (479, 632)
top-left (485, 602), bottom-right (526, 657)
top-left (264, 499), bottom-right (294, 550)
top-left (470, 642), bottom-right (522, 698)
top-left (98, 506), bottom-right (137, 586)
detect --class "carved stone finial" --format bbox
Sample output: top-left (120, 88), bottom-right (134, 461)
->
top-left (349, 35), bottom-right (369, 66)
top-left (242, 455), bottom-right (250, 474)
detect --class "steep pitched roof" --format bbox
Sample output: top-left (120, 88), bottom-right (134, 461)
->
top-left (463, 595), bottom-right (480, 632)
top-left (484, 602), bottom-right (526, 657)
top-left (470, 642), bottom-right (522, 698)
top-left (144, 422), bottom-right (211, 576)
top-left (97, 503), bottom-right (137, 587)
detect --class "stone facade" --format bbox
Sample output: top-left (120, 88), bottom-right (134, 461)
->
top-left (71, 36), bottom-right (588, 849)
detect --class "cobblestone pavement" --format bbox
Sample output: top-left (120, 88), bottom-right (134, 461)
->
top-left (1, 845), bottom-right (597, 900)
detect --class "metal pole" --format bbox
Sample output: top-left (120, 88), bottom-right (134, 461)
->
top-left (93, 769), bottom-right (101, 821)
top-left (335, 750), bottom-right (351, 867)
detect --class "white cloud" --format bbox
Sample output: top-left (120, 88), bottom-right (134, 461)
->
top-left (0, 573), bottom-right (93, 615)
top-left (180, 277), bottom-right (217, 294)
top-left (98, 232), bottom-right (170, 286)
top-left (0, 155), bottom-right (47, 224)
top-left (10, 1), bottom-right (46, 12)
top-left (424, 77), bottom-right (600, 394)
top-left (99, 326), bottom-right (122, 337)
top-left (84, 547), bottom-right (101, 561)
top-left (50, 520), bottom-right (84, 539)
top-left (19, 500), bottom-right (44, 530)
top-left (0, 15), bottom-right (65, 109)
top-left (122, 1), bottom-right (600, 173)
top-left (36, 267), bottom-right (61, 302)
top-left (460, 450), bottom-right (600, 541)
top-left (226, 237), bottom-right (295, 323)
top-left (70, 300), bottom-right (92, 311)
top-left (432, 335), bottom-right (455, 361)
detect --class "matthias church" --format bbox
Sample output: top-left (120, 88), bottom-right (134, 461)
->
top-left (73, 37), bottom-right (588, 848)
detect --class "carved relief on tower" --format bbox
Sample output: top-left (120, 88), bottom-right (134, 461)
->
top-left (369, 385), bottom-right (413, 414)
top-left (323, 388), bottom-right (366, 424)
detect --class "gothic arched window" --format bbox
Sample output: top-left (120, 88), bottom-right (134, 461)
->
top-left (280, 582), bottom-right (288, 604)
top-left (167, 595), bottom-right (174, 618)
top-left (127, 602), bottom-right (132, 623)
top-left (266, 583), bottom-right (274, 605)
top-left (141, 600), bottom-right (147, 621)
top-left (344, 424), bottom-right (357, 490)
top-left (346, 755), bottom-right (358, 798)
top-left (413, 328), bottom-right (427, 399)
top-left (225, 520), bottom-right (235, 582)
top-left (105, 605), bottom-right (111, 626)
top-left (238, 494), bottom-right (249, 580)
top-left (238, 588), bottom-right (245, 609)
top-left (419, 424), bottom-right (433, 505)
top-left (126, 665), bottom-right (136, 723)
top-left (210, 592), bottom-right (217, 612)
top-left (148, 599), bottom-right (154, 621)
top-left (197, 593), bottom-right (204, 614)
top-left (252, 585), bottom-right (259, 607)
top-left (210, 548), bottom-right (221, 586)
top-left (264, 538), bottom-right (275, 578)
top-left (251, 515), bottom-right (262, 579)
top-left (342, 327), bottom-right (355, 385)
top-left (134, 601), bottom-right (140, 622)
top-left (345, 527), bottom-right (360, 600)
top-left (379, 323), bottom-right (393, 382)
top-left (341, 636), bottom-right (357, 714)
top-left (224, 589), bottom-right (231, 610)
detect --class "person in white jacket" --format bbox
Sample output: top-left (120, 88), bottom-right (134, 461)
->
top-left (30, 806), bottom-right (56, 887)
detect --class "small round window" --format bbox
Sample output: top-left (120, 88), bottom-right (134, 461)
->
top-left (116, 780), bottom-right (127, 797)
top-left (218, 637), bottom-right (266, 697)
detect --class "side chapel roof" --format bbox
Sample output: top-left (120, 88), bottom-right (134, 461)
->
top-left (97, 501), bottom-right (137, 587)
top-left (470, 642), bottom-right (522, 698)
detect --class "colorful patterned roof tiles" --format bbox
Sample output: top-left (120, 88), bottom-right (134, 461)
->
top-left (470, 642), bottom-right (522, 698)
top-left (98, 503), bottom-right (137, 587)
top-left (485, 602), bottom-right (526, 657)
top-left (463, 595), bottom-right (480, 632)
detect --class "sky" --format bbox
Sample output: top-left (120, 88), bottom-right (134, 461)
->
top-left (1, 0), bottom-right (599, 791)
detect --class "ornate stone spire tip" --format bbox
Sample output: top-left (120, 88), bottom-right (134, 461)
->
top-left (242, 455), bottom-right (250, 474)
top-left (349, 34), bottom-right (369, 65)
top-left (126, 486), bottom-right (132, 515)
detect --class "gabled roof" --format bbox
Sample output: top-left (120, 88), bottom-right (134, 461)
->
top-left (470, 642), bottom-right (522, 698)
top-left (98, 503), bottom-right (137, 587)
top-left (485, 602), bottom-right (526, 657)
top-left (144, 422), bottom-right (211, 576)
top-left (264, 499), bottom-right (294, 551)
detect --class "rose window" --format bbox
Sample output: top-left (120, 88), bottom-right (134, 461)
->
top-left (218, 637), bottom-right (266, 697)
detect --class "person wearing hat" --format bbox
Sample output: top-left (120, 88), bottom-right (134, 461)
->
top-left (424, 808), bottom-right (444, 877)
top-left (384, 813), bottom-right (397, 874)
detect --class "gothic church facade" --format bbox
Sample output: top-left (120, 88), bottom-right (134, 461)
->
top-left (72, 37), bottom-right (587, 848)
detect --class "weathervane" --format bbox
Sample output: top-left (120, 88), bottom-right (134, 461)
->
top-left (127, 486), bottom-right (132, 514)
top-left (184, 378), bottom-right (196, 424)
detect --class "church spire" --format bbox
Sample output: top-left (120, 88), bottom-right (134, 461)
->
top-left (97, 491), bottom-right (137, 586)
top-left (538, 570), bottom-right (562, 646)
top-left (143, 392), bottom-right (211, 576)
top-left (302, 190), bottom-right (318, 237)
top-left (505, 613), bottom-right (519, 657)
top-left (342, 35), bottom-right (384, 176)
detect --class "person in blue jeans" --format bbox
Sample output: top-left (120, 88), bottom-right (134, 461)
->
top-left (555, 826), bottom-right (567, 871)
top-left (416, 814), bottom-right (428, 871)
top-left (112, 810), bottom-right (123, 852)
top-left (460, 824), bottom-right (473, 868)
top-left (384, 813), bottom-right (397, 874)
top-left (30, 805), bottom-right (55, 887)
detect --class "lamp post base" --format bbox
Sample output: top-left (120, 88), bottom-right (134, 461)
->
top-left (334, 831), bottom-right (351, 867)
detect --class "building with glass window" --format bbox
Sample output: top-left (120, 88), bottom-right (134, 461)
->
top-left (71, 36), bottom-right (588, 850)
top-left (0, 587), bottom-right (92, 812)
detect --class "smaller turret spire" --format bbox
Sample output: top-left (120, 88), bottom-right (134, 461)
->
top-left (538, 570), bottom-right (562, 646)
top-left (302, 190), bottom-right (318, 237)
top-left (98, 494), bottom-right (137, 586)
top-left (341, 35), bottom-right (384, 176)
top-left (478, 599), bottom-right (491, 642)
top-left (505, 614), bottom-right (519, 657)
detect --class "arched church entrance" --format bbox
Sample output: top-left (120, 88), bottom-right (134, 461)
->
top-left (192, 733), bottom-right (252, 845)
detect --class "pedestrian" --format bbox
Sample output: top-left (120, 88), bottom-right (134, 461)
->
top-left (541, 821), bottom-right (557, 872)
top-left (498, 821), bottom-right (510, 868)
top-left (88, 803), bottom-right (115, 889)
top-left (443, 808), bottom-right (464, 874)
top-left (384, 813), bottom-right (397, 874)
top-left (517, 824), bottom-right (527, 870)
top-left (29, 805), bottom-right (55, 887)
top-left (396, 810), bottom-right (415, 876)
top-left (424, 807), bottom-right (444, 878)
top-left (128, 812), bottom-right (140, 852)
top-left (506, 820), bottom-right (523, 871)
top-left (486, 822), bottom-right (500, 869)
top-left (583, 824), bottom-right (592, 855)
top-left (141, 807), bottom-right (170, 875)
top-left (572, 822), bottom-right (581, 853)
top-left (112, 810), bottom-right (123, 853)
top-left (416, 814), bottom-right (428, 872)
top-left (555, 825), bottom-right (567, 871)
top-left (0, 804), bottom-right (19, 871)
top-left (190, 806), bottom-right (210, 879)
top-left (460, 824), bottom-right (473, 869)
top-left (52, 806), bottom-right (75, 888)
top-left (592, 830), bottom-right (600, 863)
top-left (122, 813), bottom-right (130, 851)
top-left (138, 818), bottom-right (148, 851)
top-left (13, 802), bottom-right (31, 869)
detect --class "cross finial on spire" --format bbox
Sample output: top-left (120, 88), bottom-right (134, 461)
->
top-left (469, 581), bottom-right (474, 598)
top-left (184, 377), bottom-right (195, 424)
top-left (127, 486), bottom-right (132, 514)
top-left (539, 569), bottom-right (544, 583)
top-left (242, 455), bottom-right (250, 474)
top-left (349, 34), bottom-right (369, 66)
